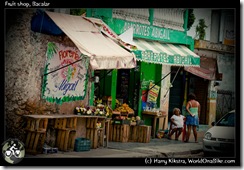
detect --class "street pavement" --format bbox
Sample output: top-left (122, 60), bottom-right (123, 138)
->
top-left (25, 125), bottom-right (209, 158)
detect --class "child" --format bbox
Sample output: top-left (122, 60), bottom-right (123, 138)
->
top-left (168, 108), bottom-right (185, 141)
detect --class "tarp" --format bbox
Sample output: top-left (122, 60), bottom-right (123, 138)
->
top-left (184, 57), bottom-right (219, 80)
top-left (132, 38), bottom-right (200, 67)
top-left (45, 11), bottom-right (136, 70)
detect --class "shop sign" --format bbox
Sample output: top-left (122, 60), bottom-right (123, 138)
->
top-left (147, 82), bottom-right (160, 103)
top-left (135, 51), bottom-right (193, 65)
top-left (123, 21), bottom-right (170, 41)
top-left (42, 42), bottom-right (89, 104)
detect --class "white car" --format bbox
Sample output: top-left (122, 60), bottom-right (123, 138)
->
top-left (203, 110), bottom-right (235, 157)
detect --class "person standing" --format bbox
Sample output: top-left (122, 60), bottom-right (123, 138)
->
top-left (184, 93), bottom-right (201, 143)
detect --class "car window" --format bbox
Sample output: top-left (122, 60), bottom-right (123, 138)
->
top-left (216, 112), bottom-right (235, 127)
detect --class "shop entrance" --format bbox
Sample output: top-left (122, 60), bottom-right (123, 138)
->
top-left (117, 67), bottom-right (141, 115)
top-left (168, 66), bottom-right (185, 119)
top-left (94, 68), bottom-right (141, 115)
top-left (188, 75), bottom-right (208, 124)
top-left (116, 69), bottom-right (130, 104)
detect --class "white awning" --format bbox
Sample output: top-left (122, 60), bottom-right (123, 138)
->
top-left (132, 39), bottom-right (200, 67)
top-left (45, 11), bottom-right (136, 70)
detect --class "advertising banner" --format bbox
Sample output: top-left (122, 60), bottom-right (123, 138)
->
top-left (147, 82), bottom-right (160, 103)
top-left (42, 42), bottom-right (89, 104)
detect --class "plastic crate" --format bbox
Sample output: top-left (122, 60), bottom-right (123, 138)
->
top-left (74, 138), bottom-right (91, 152)
top-left (113, 119), bottom-right (130, 125)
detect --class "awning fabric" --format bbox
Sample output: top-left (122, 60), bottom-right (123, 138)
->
top-left (132, 39), bottom-right (200, 67)
top-left (184, 57), bottom-right (219, 80)
top-left (45, 11), bottom-right (136, 70)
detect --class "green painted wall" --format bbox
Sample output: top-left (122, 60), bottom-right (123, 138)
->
top-left (100, 70), bottom-right (112, 97)
top-left (140, 62), bottom-right (162, 125)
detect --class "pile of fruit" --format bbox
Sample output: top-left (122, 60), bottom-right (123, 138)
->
top-left (114, 103), bottom-right (134, 114)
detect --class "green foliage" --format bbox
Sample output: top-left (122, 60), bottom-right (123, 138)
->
top-left (187, 9), bottom-right (195, 31)
top-left (195, 19), bottom-right (208, 40)
top-left (41, 63), bottom-right (50, 98)
top-left (46, 42), bottom-right (58, 60)
top-left (67, 66), bottom-right (72, 82)
top-left (70, 9), bottom-right (86, 16)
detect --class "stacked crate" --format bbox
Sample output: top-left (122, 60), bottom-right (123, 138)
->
top-left (54, 117), bottom-right (77, 151)
top-left (129, 125), bottom-right (151, 143)
top-left (85, 117), bottom-right (105, 149)
top-left (108, 124), bottom-right (151, 143)
top-left (24, 117), bottom-right (48, 154)
top-left (109, 124), bottom-right (130, 142)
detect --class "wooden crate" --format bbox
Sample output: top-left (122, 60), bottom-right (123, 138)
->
top-left (25, 130), bottom-right (46, 154)
top-left (109, 124), bottom-right (130, 142)
top-left (86, 128), bottom-right (104, 149)
top-left (54, 117), bottom-right (77, 130)
top-left (24, 117), bottom-right (48, 154)
top-left (56, 129), bottom-right (76, 151)
top-left (129, 125), bottom-right (151, 143)
top-left (66, 117), bottom-right (77, 129)
top-left (54, 118), bottom-right (67, 129)
top-left (25, 118), bottom-right (48, 132)
top-left (86, 117), bottom-right (98, 128)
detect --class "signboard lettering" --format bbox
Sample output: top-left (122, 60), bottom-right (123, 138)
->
top-left (123, 21), bottom-right (170, 40)
top-left (42, 42), bottom-right (89, 104)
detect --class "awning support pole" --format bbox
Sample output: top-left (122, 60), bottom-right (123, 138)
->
top-left (111, 70), bottom-right (118, 110)
top-left (43, 58), bottom-right (84, 76)
top-left (163, 67), bottom-right (181, 98)
top-left (142, 70), bottom-right (172, 97)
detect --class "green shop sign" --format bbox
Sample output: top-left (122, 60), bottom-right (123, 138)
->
top-left (112, 19), bottom-right (188, 43)
top-left (134, 50), bottom-right (200, 66)
top-left (132, 39), bottom-right (200, 67)
top-left (124, 22), bottom-right (170, 40)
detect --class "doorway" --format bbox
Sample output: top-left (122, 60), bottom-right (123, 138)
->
top-left (168, 67), bottom-right (185, 119)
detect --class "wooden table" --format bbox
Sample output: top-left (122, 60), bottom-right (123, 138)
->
top-left (142, 111), bottom-right (166, 139)
top-left (23, 114), bottom-right (77, 154)
top-left (23, 114), bottom-right (110, 153)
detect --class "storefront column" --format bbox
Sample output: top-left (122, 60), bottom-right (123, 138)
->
top-left (182, 72), bottom-right (188, 116)
top-left (207, 81), bottom-right (217, 125)
top-left (111, 69), bottom-right (117, 110)
top-left (149, 9), bottom-right (154, 25)
top-left (159, 65), bottom-right (171, 130)
top-left (183, 9), bottom-right (188, 32)
top-left (137, 71), bottom-right (143, 118)
top-left (89, 70), bottom-right (95, 106)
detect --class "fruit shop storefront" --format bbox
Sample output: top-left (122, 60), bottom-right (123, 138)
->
top-left (86, 9), bottom-right (201, 137)
top-left (24, 10), bottom-right (144, 154)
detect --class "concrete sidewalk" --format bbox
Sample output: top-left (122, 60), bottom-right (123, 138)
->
top-left (25, 125), bottom-right (209, 158)
top-left (25, 139), bottom-right (203, 158)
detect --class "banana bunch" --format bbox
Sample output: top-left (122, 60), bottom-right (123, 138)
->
top-left (105, 105), bottom-right (112, 118)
